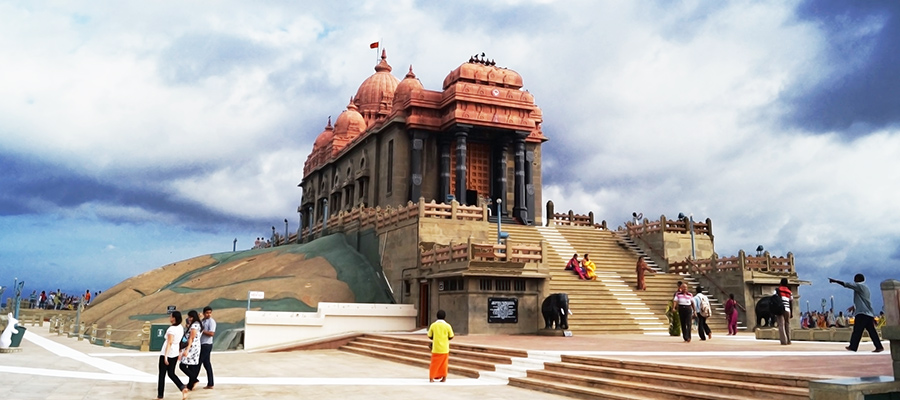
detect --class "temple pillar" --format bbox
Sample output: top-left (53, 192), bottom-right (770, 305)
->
top-left (493, 142), bottom-right (509, 216)
top-left (409, 130), bottom-right (426, 203)
top-left (513, 132), bottom-right (528, 223)
top-left (439, 137), bottom-right (451, 203)
top-left (454, 128), bottom-right (469, 204)
top-left (525, 148), bottom-right (535, 225)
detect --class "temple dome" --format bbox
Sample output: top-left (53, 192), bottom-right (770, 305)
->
top-left (333, 99), bottom-right (366, 138)
top-left (313, 117), bottom-right (334, 149)
top-left (442, 55), bottom-right (523, 90)
top-left (354, 50), bottom-right (399, 119)
top-left (393, 65), bottom-right (424, 106)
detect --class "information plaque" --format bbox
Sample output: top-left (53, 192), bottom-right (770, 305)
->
top-left (488, 297), bottom-right (518, 323)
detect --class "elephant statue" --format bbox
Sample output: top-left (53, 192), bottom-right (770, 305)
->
top-left (541, 293), bottom-right (570, 330)
top-left (755, 295), bottom-right (783, 329)
top-left (0, 313), bottom-right (19, 349)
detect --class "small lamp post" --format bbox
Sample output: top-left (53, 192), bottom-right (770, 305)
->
top-left (284, 218), bottom-right (289, 244)
top-left (756, 245), bottom-right (764, 257)
top-left (233, 238), bottom-right (237, 252)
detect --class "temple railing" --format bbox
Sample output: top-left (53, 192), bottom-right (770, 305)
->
top-left (544, 201), bottom-right (608, 229)
top-left (420, 238), bottom-right (544, 267)
top-left (296, 199), bottom-right (490, 243)
top-left (668, 250), bottom-right (794, 274)
top-left (622, 214), bottom-right (713, 239)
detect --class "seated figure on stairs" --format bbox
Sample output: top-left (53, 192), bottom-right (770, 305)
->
top-left (582, 254), bottom-right (597, 281)
top-left (564, 253), bottom-right (587, 279)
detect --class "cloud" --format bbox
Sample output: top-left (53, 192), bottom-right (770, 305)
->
top-left (779, 0), bottom-right (900, 136)
top-left (0, 1), bottom-right (897, 309)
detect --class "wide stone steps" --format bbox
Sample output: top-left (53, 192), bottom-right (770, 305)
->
top-left (508, 355), bottom-right (812, 400)
top-left (339, 334), bottom-right (527, 379)
top-left (490, 224), bottom-right (735, 334)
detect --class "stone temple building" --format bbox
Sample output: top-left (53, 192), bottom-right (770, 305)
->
top-left (294, 51), bottom-right (801, 336)
top-left (299, 51), bottom-right (548, 227)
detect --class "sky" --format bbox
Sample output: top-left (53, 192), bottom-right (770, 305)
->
top-left (1, 0), bottom-right (898, 313)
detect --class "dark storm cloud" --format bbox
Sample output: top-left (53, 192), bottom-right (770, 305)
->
top-left (780, 0), bottom-right (900, 137)
top-left (0, 153), bottom-right (263, 231)
top-left (158, 33), bottom-right (275, 85)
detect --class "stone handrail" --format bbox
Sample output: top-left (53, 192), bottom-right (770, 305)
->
top-left (421, 238), bottom-right (544, 267)
top-left (24, 313), bottom-right (154, 351)
top-left (669, 250), bottom-right (794, 274)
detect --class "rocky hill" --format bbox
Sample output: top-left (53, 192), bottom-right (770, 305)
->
top-left (81, 234), bottom-right (393, 349)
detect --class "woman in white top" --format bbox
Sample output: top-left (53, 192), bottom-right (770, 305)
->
top-left (179, 310), bottom-right (202, 391)
top-left (158, 311), bottom-right (189, 400)
top-left (672, 282), bottom-right (695, 342)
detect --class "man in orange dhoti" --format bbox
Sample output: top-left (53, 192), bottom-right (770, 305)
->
top-left (427, 309), bottom-right (454, 382)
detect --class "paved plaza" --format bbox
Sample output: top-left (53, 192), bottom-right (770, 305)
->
top-left (0, 326), bottom-right (893, 400)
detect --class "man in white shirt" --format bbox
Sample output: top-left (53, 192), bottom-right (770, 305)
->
top-left (200, 306), bottom-right (216, 389)
top-left (693, 286), bottom-right (712, 340)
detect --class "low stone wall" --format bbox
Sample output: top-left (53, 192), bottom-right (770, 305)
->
top-left (756, 327), bottom-right (881, 342)
top-left (244, 302), bottom-right (417, 352)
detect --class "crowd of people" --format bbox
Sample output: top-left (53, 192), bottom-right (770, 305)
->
top-left (24, 289), bottom-right (99, 310)
top-left (662, 274), bottom-right (885, 353)
top-left (158, 306), bottom-right (217, 400)
top-left (252, 237), bottom-right (272, 249)
top-left (799, 309), bottom-right (886, 330)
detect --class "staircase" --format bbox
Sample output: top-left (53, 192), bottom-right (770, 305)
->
top-left (339, 334), bottom-right (539, 380)
top-left (492, 224), bottom-right (732, 334)
top-left (508, 355), bottom-right (813, 400)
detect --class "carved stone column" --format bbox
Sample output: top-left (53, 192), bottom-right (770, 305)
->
top-left (494, 141), bottom-right (509, 216)
top-left (454, 128), bottom-right (469, 204)
top-left (409, 130), bottom-right (426, 202)
top-left (439, 137), bottom-right (451, 203)
top-left (513, 132), bottom-right (528, 223)
top-left (525, 148), bottom-right (535, 225)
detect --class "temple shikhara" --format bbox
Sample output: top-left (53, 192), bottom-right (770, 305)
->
top-left (294, 50), bottom-right (803, 335)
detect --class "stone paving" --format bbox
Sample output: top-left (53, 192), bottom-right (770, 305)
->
top-left (0, 326), bottom-right (893, 400)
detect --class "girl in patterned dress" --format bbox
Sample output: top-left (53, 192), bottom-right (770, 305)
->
top-left (179, 310), bottom-right (203, 391)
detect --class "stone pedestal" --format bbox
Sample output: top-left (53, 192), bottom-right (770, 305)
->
top-left (882, 280), bottom-right (900, 380)
top-left (809, 376), bottom-right (900, 400)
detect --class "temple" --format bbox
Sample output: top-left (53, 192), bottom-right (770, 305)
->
top-left (300, 51), bottom-right (547, 226)
top-left (295, 51), bottom-right (803, 336)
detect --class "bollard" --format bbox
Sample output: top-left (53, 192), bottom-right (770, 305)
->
top-left (49, 315), bottom-right (56, 333)
top-left (78, 323), bottom-right (85, 341)
top-left (140, 321), bottom-right (151, 352)
top-left (38, 311), bottom-right (43, 327)
top-left (104, 325), bottom-right (112, 347)
top-left (91, 324), bottom-right (98, 345)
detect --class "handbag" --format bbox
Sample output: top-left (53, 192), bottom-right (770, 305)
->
top-left (179, 327), bottom-right (189, 350)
